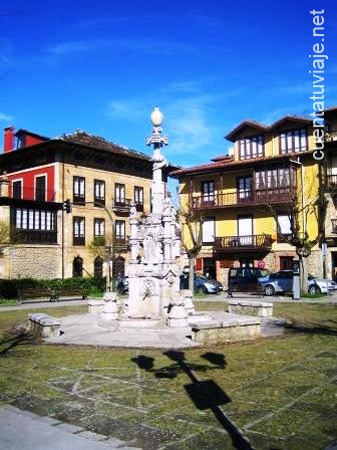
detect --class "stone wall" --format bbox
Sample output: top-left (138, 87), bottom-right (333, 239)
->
top-left (307, 249), bottom-right (323, 277)
top-left (9, 246), bottom-right (62, 279)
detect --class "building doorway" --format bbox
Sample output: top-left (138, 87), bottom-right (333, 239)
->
top-left (203, 257), bottom-right (216, 279)
top-left (114, 256), bottom-right (125, 278)
top-left (73, 256), bottom-right (83, 277)
top-left (94, 257), bottom-right (103, 279)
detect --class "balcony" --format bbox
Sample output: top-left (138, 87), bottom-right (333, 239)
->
top-left (114, 237), bottom-right (129, 252)
top-left (325, 130), bottom-right (337, 142)
top-left (112, 199), bottom-right (132, 214)
top-left (191, 187), bottom-right (294, 210)
top-left (214, 234), bottom-right (273, 252)
top-left (13, 229), bottom-right (57, 245)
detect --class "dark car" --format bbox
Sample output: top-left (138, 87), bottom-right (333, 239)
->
top-left (228, 267), bottom-right (270, 295)
top-left (180, 272), bottom-right (223, 294)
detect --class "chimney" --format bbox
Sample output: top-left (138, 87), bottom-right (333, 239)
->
top-left (4, 126), bottom-right (15, 153)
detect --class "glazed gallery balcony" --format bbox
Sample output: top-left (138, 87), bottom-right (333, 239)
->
top-left (214, 234), bottom-right (273, 252)
top-left (190, 187), bottom-right (294, 210)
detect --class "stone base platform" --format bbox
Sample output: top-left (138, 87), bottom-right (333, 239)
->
top-left (190, 312), bottom-right (261, 345)
top-left (43, 310), bottom-right (284, 349)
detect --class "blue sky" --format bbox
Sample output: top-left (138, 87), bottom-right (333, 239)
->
top-left (1, 0), bottom-right (336, 167)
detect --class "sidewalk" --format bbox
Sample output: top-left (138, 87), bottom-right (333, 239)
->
top-left (0, 406), bottom-right (141, 450)
top-left (1, 292), bottom-right (337, 313)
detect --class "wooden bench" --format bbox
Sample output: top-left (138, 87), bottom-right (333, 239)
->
top-left (18, 287), bottom-right (88, 303)
top-left (51, 287), bottom-right (88, 301)
top-left (28, 313), bottom-right (61, 338)
top-left (18, 288), bottom-right (53, 304)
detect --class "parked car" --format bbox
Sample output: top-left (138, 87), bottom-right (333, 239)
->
top-left (258, 270), bottom-right (337, 296)
top-left (180, 272), bottom-right (223, 294)
top-left (228, 267), bottom-right (270, 295)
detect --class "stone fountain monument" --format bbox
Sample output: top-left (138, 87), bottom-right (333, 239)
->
top-left (125, 107), bottom-right (185, 321)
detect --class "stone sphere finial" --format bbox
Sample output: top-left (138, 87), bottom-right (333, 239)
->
top-left (151, 106), bottom-right (164, 127)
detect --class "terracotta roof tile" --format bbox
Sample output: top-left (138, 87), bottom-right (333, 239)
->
top-left (170, 151), bottom-right (314, 178)
top-left (61, 130), bottom-right (151, 161)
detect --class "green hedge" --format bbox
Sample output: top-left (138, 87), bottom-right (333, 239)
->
top-left (0, 277), bottom-right (106, 299)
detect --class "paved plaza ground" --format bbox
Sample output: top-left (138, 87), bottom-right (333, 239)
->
top-left (0, 294), bottom-right (337, 449)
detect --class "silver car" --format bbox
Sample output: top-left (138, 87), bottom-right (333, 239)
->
top-left (258, 270), bottom-right (337, 296)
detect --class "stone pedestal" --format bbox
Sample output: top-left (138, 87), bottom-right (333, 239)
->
top-left (101, 292), bottom-right (118, 321)
top-left (167, 304), bottom-right (189, 327)
top-left (180, 289), bottom-right (195, 315)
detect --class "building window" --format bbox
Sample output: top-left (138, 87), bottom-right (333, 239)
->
top-left (12, 180), bottom-right (22, 199)
top-left (73, 217), bottom-right (85, 245)
top-left (280, 128), bottom-right (307, 154)
top-left (94, 218), bottom-right (105, 237)
top-left (239, 135), bottom-right (264, 160)
top-left (277, 214), bottom-right (292, 242)
top-left (73, 256), bottom-right (83, 278)
top-left (201, 180), bottom-right (215, 205)
top-left (94, 256), bottom-right (103, 279)
top-left (237, 176), bottom-right (252, 202)
top-left (202, 217), bottom-right (215, 244)
top-left (94, 180), bottom-right (105, 207)
top-left (115, 183), bottom-right (125, 207)
top-left (35, 176), bottom-right (46, 201)
top-left (73, 176), bottom-right (85, 205)
top-left (255, 168), bottom-right (291, 190)
top-left (115, 220), bottom-right (125, 240)
top-left (134, 186), bottom-right (144, 212)
top-left (12, 207), bottom-right (57, 244)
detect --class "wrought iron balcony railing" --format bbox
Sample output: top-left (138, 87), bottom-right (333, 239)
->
top-left (114, 237), bottom-right (129, 252)
top-left (325, 130), bottom-right (337, 142)
top-left (112, 199), bottom-right (132, 213)
top-left (191, 187), bottom-right (294, 210)
top-left (214, 234), bottom-right (273, 251)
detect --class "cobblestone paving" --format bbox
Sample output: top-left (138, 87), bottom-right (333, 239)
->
top-left (0, 340), bottom-right (336, 450)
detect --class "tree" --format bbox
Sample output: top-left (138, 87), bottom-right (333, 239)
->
top-left (0, 219), bottom-right (17, 252)
top-left (268, 164), bottom-right (328, 294)
top-left (179, 208), bottom-right (205, 291)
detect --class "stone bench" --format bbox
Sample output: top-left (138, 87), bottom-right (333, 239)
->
top-left (228, 300), bottom-right (273, 317)
top-left (190, 316), bottom-right (261, 345)
top-left (88, 299), bottom-right (105, 314)
top-left (28, 313), bottom-right (61, 338)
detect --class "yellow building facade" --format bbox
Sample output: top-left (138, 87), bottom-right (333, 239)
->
top-left (171, 115), bottom-right (323, 287)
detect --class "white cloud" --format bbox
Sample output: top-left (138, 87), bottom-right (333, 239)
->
top-left (46, 38), bottom-right (196, 58)
top-left (106, 101), bottom-right (147, 123)
top-left (164, 96), bottom-right (215, 156)
top-left (0, 112), bottom-right (13, 122)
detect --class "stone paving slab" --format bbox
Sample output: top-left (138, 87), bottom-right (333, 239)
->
top-left (0, 406), bottom-right (142, 450)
